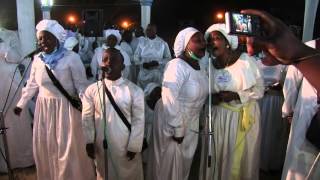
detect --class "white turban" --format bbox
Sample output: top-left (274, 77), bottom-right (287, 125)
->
top-left (205, 23), bottom-right (238, 50)
top-left (64, 37), bottom-right (79, 50)
top-left (103, 29), bottom-right (122, 44)
top-left (36, 20), bottom-right (66, 43)
top-left (144, 82), bottom-right (160, 97)
top-left (173, 27), bottom-right (199, 57)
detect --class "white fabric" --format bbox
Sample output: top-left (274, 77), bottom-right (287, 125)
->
top-left (256, 59), bottom-right (288, 171)
top-left (173, 27), bottom-right (199, 57)
top-left (0, 28), bottom-right (22, 63)
top-left (202, 53), bottom-right (264, 180)
top-left (82, 78), bottom-right (144, 180)
top-left (147, 58), bottom-right (209, 180)
top-left (90, 45), bottom-right (131, 81)
top-left (36, 20), bottom-right (66, 43)
top-left (134, 36), bottom-right (172, 88)
top-left (78, 35), bottom-right (94, 65)
top-left (103, 29), bottom-right (122, 44)
top-left (0, 48), bottom-right (34, 172)
top-left (205, 23), bottom-right (238, 50)
top-left (64, 36), bottom-right (78, 50)
top-left (120, 41), bottom-right (135, 82)
top-left (16, 51), bottom-right (95, 180)
top-left (281, 77), bottom-right (319, 180)
top-left (131, 36), bottom-right (145, 52)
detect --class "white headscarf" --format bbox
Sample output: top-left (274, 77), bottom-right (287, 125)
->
top-left (144, 82), bottom-right (160, 97)
top-left (205, 23), bottom-right (238, 50)
top-left (36, 20), bottom-right (66, 43)
top-left (173, 27), bottom-right (199, 57)
top-left (103, 29), bottom-right (122, 44)
top-left (64, 36), bottom-right (79, 50)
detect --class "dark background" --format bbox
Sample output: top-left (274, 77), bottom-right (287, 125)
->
top-left (1, 0), bottom-right (319, 47)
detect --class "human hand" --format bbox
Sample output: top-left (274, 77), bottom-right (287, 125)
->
top-left (211, 93), bottom-right (222, 105)
top-left (242, 9), bottom-right (317, 65)
top-left (172, 136), bottom-right (184, 144)
top-left (86, 143), bottom-right (95, 159)
top-left (149, 61), bottom-right (159, 67)
top-left (143, 62), bottom-right (150, 69)
top-left (13, 107), bottom-right (22, 116)
top-left (126, 151), bottom-right (136, 161)
top-left (219, 91), bottom-right (239, 102)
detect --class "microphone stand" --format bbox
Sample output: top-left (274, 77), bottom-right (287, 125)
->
top-left (101, 72), bottom-right (108, 180)
top-left (0, 53), bottom-right (35, 180)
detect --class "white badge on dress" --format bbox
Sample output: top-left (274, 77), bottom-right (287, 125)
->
top-left (216, 69), bottom-right (231, 88)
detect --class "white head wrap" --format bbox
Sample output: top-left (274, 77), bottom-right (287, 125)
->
top-left (103, 29), bottom-right (122, 44)
top-left (144, 82), bottom-right (160, 97)
top-left (36, 20), bottom-right (66, 43)
top-left (173, 27), bottom-right (199, 57)
top-left (205, 23), bottom-right (238, 50)
top-left (64, 36), bottom-right (79, 50)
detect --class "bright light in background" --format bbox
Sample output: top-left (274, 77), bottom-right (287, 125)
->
top-left (122, 21), bottom-right (129, 29)
top-left (216, 12), bottom-right (224, 20)
top-left (68, 15), bottom-right (76, 24)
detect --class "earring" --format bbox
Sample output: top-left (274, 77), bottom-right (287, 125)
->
top-left (226, 45), bottom-right (230, 49)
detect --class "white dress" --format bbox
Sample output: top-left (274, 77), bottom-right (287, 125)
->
top-left (134, 36), bottom-right (171, 89)
top-left (281, 65), bottom-right (320, 180)
top-left (16, 51), bottom-right (95, 180)
top-left (205, 53), bottom-right (264, 180)
top-left (0, 42), bottom-right (34, 172)
top-left (82, 78), bottom-right (145, 180)
top-left (257, 61), bottom-right (289, 171)
top-left (121, 41), bottom-right (136, 82)
top-left (147, 58), bottom-right (209, 180)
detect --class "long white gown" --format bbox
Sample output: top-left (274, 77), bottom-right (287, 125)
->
top-left (134, 36), bottom-right (171, 89)
top-left (205, 53), bottom-right (264, 180)
top-left (121, 41), bottom-right (136, 82)
top-left (82, 78), bottom-right (145, 180)
top-left (147, 58), bottom-right (209, 180)
top-left (281, 65), bottom-right (320, 180)
top-left (16, 50), bottom-right (95, 180)
top-left (0, 41), bottom-right (34, 172)
top-left (256, 61), bottom-right (289, 171)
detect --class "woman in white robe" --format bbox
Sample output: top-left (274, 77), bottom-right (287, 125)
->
top-left (281, 39), bottom-right (320, 180)
top-left (0, 38), bottom-right (34, 172)
top-left (14, 20), bottom-right (95, 180)
top-left (90, 29), bottom-right (131, 81)
top-left (256, 60), bottom-right (289, 172)
top-left (147, 27), bottom-right (209, 180)
top-left (204, 24), bottom-right (264, 180)
top-left (82, 48), bottom-right (145, 180)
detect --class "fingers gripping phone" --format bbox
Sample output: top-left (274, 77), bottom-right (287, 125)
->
top-left (225, 12), bottom-right (262, 36)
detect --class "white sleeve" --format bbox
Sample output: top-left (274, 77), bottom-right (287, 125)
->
top-left (162, 61), bottom-right (186, 137)
top-left (282, 65), bottom-right (303, 117)
top-left (90, 50), bottom-right (99, 80)
top-left (69, 53), bottom-right (89, 97)
top-left (133, 43), bottom-right (142, 65)
top-left (159, 42), bottom-right (172, 65)
top-left (81, 85), bottom-right (96, 144)
top-left (127, 87), bottom-right (145, 153)
top-left (16, 60), bottom-right (39, 109)
top-left (238, 57), bottom-right (264, 103)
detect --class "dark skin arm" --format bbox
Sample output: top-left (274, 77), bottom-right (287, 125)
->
top-left (13, 107), bottom-right (22, 116)
top-left (242, 9), bottom-right (320, 91)
top-left (143, 61), bottom-right (159, 69)
top-left (211, 91), bottom-right (240, 105)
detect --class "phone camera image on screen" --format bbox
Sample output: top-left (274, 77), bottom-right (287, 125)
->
top-left (233, 14), bottom-right (252, 33)
top-left (225, 12), bottom-right (261, 36)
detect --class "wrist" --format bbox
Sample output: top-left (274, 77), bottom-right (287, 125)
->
top-left (290, 45), bottom-right (319, 64)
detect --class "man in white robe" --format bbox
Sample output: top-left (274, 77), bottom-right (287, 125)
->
top-left (134, 24), bottom-right (171, 89)
top-left (82, 47), bottom-right (145, 180)
top-left (90, 29), bottom-right (131, 81)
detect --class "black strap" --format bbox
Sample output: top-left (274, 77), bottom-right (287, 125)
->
top-left (102, 82), bottom-right (131, 132)
top-left (45, 66), bottom-right (82, 111)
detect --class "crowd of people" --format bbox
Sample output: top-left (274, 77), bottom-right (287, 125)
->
top-left (0, 8), bottom-right (319, 180)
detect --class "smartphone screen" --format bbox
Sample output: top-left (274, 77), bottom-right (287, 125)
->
top-left (225, 12), bottom-right (261, 36)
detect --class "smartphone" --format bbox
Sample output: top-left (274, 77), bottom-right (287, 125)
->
top-left (225, 11), bottom-right (262, 36)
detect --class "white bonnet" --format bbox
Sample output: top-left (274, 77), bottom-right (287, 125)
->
top-left (173, 27), bottom-right (199, 57)
top-left (205, 23), bottom-right (238, 50)
top-left (36, 19), bottom-right (66, 43)
top-left (103, 29), bottom-right (122, 44)
top-left (64, 36), bottom-right (79, 50)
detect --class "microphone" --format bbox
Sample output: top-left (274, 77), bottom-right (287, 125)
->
top-left (23, 48), bottom-right (41, 59)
